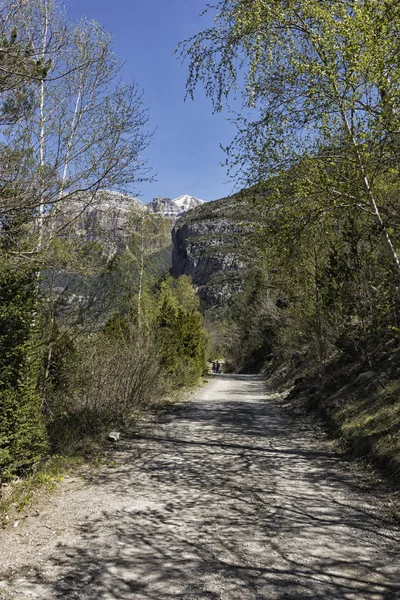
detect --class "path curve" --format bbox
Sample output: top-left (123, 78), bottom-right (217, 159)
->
top-left (0, 374), bottom-right (399, 599)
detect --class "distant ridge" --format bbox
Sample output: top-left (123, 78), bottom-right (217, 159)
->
top-left (171, 195), bottom-right (205, 213)
top-left (52, 190), bottom-right (206, 250)
top-left (150, 194), bottom-right (205, 217)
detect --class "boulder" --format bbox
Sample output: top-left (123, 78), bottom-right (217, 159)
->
top-left (354, 371), bottom-right (375, 386)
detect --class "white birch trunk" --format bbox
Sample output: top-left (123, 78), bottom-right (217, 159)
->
top-left (338, 97), bottom-right (400, 275)
top-left (36, 0), bottom-right (50, 253)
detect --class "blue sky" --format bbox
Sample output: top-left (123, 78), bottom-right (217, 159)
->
top-left (66, 0), bottom-right (236, 204)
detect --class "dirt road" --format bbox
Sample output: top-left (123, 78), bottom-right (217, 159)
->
top-left (0, 374), bottom-right (399, 599)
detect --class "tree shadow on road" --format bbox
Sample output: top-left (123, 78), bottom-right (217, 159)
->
top-left (12, 376), bottom-right (400, 599)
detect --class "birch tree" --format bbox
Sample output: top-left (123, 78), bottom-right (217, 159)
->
top-left (179, 0), bottom-right (400, 274)
top-left (0, 0), bottom-right (154, 477)
top-left (1, 0), bottom-right (151, 256)
top-left (128, 208), bottom-right (171, 329)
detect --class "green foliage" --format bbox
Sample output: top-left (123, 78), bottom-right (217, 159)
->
top-left (157, 276), bottom-right (207, 387)
top-left (0, 0), bottom-right (155, 484)
top-left (0, 266), bottom-right (48, 481)
top-left (37, 270), bottom-right (208, 455)
top-left (208, 265), bottom-right (282, 372)
top-left (207, 157), bottom-right (400, 376)
top-left (0, 25), bottom-right (50, 124)
top-left (181, 0), bottom-right (400, 274)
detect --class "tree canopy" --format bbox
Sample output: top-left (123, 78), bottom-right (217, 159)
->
top-left (180, 0), bottom-right (400, 273)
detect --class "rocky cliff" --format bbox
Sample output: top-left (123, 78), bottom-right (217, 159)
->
top-left (51, 189), bottom-right (254, 312)
top-left (52, 190), bottom-right (205, 252)
top-left (171, 193), bottom-right (254, 307)
top-left (150, 194), bottom-right (204, 219)
top-left (52, 190), bottom-right (145, 253)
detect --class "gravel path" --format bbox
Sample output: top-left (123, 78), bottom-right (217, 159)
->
top-left (0, 374), bottom-right (399, 599)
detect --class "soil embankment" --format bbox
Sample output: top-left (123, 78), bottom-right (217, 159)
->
top-left (0, 374), bottom-right (399, 599)
top-left (267, 350), bottom-right (400, 483)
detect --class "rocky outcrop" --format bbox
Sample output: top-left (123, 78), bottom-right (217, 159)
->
top-left (52, 190), bottom-right (145, 253)
top-left (52, 190), bottom-right (205, 251)
top-left (172, 194), bottom-right (253, 306)
top-left (151, 196), bottom-right (176, 216)
top-left (150, 195), bottom-right (205, 222)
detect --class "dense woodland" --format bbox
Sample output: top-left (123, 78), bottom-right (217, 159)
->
top-left (0, 0), bottom-right (207, 483)
top-left (1, 0), bottom-right (400, 489)
top-left (180, 0), bottom-right (400, 474)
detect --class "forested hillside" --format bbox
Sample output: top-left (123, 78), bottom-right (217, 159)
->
top-left (179, 0), bottom-right (400, 478)
top-left (0, 0), bottom-right (208, 484)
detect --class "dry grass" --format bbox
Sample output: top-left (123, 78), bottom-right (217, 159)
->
top-left (335, 380), bottom-right (400, 478)
top-left (0, 455), bottom-right (78, 525)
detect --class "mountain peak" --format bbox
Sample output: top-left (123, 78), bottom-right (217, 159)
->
top-left (150, 194), bottom-right (205, 218)
top-left (171, 194), bottom-right (205, 211)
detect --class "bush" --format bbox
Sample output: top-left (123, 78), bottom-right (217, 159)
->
top-left (0, 268), bottom-right (48, 481)
top-left (157, 276), bottom-right (208, 387)
top-left (47, 326), bottom-right (165, 453)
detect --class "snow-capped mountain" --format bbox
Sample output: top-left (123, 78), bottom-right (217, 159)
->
top-left (64, 190), bottom-right (205, 218)
top-left (172, 195), bottom-right (205, 213)
top-left (150, 195), bottom-right (205, 218)
top-left (53, 191), bottom-right (205, 246)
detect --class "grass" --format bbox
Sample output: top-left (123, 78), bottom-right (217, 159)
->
top-left (0, 454), bottom-right (81, 526)
top-left (270, 352), bottom-right (400, 489)
top-left (0, 444), bottom-right (125, 526)
top-left (335, 380), bottom-right (400, 475)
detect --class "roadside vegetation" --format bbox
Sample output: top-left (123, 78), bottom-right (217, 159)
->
top-left (0, 0), bottom-right (208, 511)
top-left (183, 0), bottom-right (400, 483)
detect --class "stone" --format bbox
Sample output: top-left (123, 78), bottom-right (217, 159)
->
top-left (354, 371), bottom-right (375, 386)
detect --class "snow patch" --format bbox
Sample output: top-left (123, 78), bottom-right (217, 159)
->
top-left (171, 195), bottom-right (205, 212)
